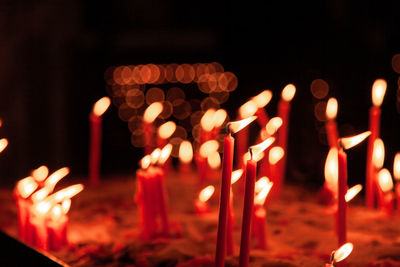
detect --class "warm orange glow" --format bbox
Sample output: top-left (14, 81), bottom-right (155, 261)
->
top-left (326, 98), bottom-right (338, 120)
top-left (372, 138), bottom-right (385, 169)
top-left (254, 180), bottom-right (273, 206)
top-left (45, 167), bottom-right (70, 192)
top-left (93, 97), bottom-right (111, 117)
top-left (52, 184), bottom-right (84, 203)
top-left (339, 131), bottom-right (371, 150)
top-left (16, 177), bottom-right (38, 199)
top-left (31, 165), bottom-right (49, 182)
top-left (265, 117), bottom-right (283, 135)
top-left (158, 121), bottom-right (176, 139)
top-left (243, 151), bottom-right (265, 163)
top-left (200, 109), bottom-right (216, 132)
top-left (150, 148), bottom-right (161, 164)
top-left (371, 79), bottom-right (387, 107)
top-left (31, 187), bottom-right (51, 203)
top-left (214, 109), bottom-right (227, 128)
top-left (231, 169), bottom-right (244, 185)
top-left (252, 90), bottom-right (272, 108)
top-left (143, 102), bottom-right (163, 123)
top-left (255, 177), bottom-right (269, 193)
top-left (51, 205), bottom-right (63, 220)
top-left (141, 155), bottom-right (151, 169)
top-left (250, 137), bottom-right (275, 161)
top-left (378, 168), bottom-right (394, 192)
top-left (207, 151), bottom-right (221, 169)
top-left (239, 100), bottom-right (257, 119)
top-left (324, 147), bottom-right (338, 192)
top-left (228, 116), bottom-right (257, 134)
top-left (34, 200), bottom-right (52, 216)
top-left (199, 185), bottom-right (215, 202)
top-left (199, 140), bottom-right (219, 158)
top-left (179, 141), bottom-right (193, 164)
top-left (268, 146), bottom-right (284, 165)
top-left (61, 199), bottom-right (71, 214)
top-left (158, 144), bottom-right (172, 165)
top-left (345, 184), bottom-right (362, 202)
top-left (281, 84), bottom-right (296, 102)
top-left (0, 138), bottom-right (8, 153)
top-left (393, 153), bottom-right (400, 181)
top-left (333, 242), bottom-right (353, 263)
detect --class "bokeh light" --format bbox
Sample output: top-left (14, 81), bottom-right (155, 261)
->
top-left (145, 87), bottom-right (165, 105)
top-left (314, 101), bottom-right (327, 122)
top-left (310, 79), bottom-right (329, 99)
top-left (126, 89), bottom-right (145, 108)
top-left (392, 54), bottom-right (400, 74)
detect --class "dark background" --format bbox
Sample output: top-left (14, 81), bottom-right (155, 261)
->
top-left (0, 1), bottom-right (399, 188)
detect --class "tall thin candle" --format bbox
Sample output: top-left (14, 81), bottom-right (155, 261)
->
top-left (325, 98), bottom-right (339, 148)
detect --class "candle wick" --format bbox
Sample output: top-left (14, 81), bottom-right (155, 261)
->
top-left (337, 139), bottom-right (344, 149)
top-left (248, 148), bottom-right (253, 161)
top-left (329, 250), bottom-right (335, 264)
top-left (225, 123), bottom-right (232, 135)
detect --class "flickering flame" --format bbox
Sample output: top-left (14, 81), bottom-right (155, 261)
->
top-left (326, 98), bottom-right (338, 120)
top-left (199, 140), bottom-right (219, 158)
top-left (200, 109), bottom-right (216, 132)
top-left (372, 138), bottom-right (385, 169)
top-left (35, 200), bottom-right (52, 216)
top-left (250, 137), bottom-right (275, 161)
top-left (254, 180), bottom-right (273, 206)
top-left (51, 205), bottom-right (63, 220)
top-left (239, 100), bottom-right (258, 119)
top-left (45, 167), bottom-right (70, 192)
top-left (207, 151), bottom-right (221, 169)
top-left (231, 169), bottom-right (244, 185)
top-left (371, 79), bottom-right (387, 107)
top-left (339, 131), bottom-right (371, 150)
top-left (52, 184), bottom-right (84, 203)
top-left (252, 90), bottom-right (272, 108)
top-left (255, 177), bottom-right (269, 193)
top-left (228, 116), bottom-right (257, 134)
top-left (199, 185), bottom-right (215, 202)
top-left (324, 147), bottom-right (338, 192)
top-left (243, 151), bottom-right (265, 163)
top-left (158, 144), bottom-right (172, 165)
top-left (393, 153), bottom-right (400, 181)
top-left (378, 168), bottom-right (394, 192)
top-left (150, 148), bottom-right (161, 164)
top-left (345, 184), bottom-right (362, 202)
top-left (214, 109), bottom-right (227, 128)
top-left (93, 97), bottom-right (111, 117)
top-left (143, 102), bottom-right (163, 123)
top-left (0, 138), bottom-right (8, 153)
top-left (31, 187), bottom-right (51, 203)
top-left (31, 165), bottom-right (49, 182)
top-left (269, 146), bottom-right (284, 165)
top-left (158, 121), bottom-right (176, 139)
top-left (333, 242), bottom-right (353, 263)
top-left (141, 155), bottom-right (151, 169)
top-left (179, 141), bottom-right (193, 164)
top-left (16, 177), bottom-right (38, 199)
top-left (281, 84), bottom-right (296, 102)
top-left (61, 199), bottom-right (71, 214)
top-left (265, 117), bottom-right (283, 136)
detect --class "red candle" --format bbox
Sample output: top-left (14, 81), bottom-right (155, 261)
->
top-left (393, 153), bottom-right (400, 215)
top-left (178, 141), bottom-right (193, 173)
top-left (365, 79), bottom-right (387, 209)
top-left (89, 97), bottom-right (111, 187)
top-left (30, 201), bottom-right (52, 250)
top-left (372, 138), bottom-right (385, 209)
top-left (260, 117), bottom-right (283, 179)
top-left (194, 185), bottom-right (215, 215)
top-left (377, 168), bottom-right (395, 216)
top-left (268, 146), bottom-right (284, 198)
top-left (143, 102), bottom-right (163, 155)
top-left (154, 167), bottom-right (170, 235)
top-left (48, 203), bottom-right (69, 250)
top-left (325, 98), bottom-right (339, 148)
top-left (252, 90), bottom-right (272, 128)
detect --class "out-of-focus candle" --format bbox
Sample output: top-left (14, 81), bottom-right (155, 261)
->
top-left (200, 109), bottom-right (216, 143)
top-left (325, 98), bottom-right (339, 148)
top-left (0, 138), bottom-right (8, 153)
top-left (179, 141), bottom-right (193, 173)
top-left (143, 102), bottom-right (163, 155)
top-left (252, 90), bottom-right (272, 127)
top-left (393, 153), bottom-right (400, 215)
top-left (326, 243), bottom-right (353, 267)
top-left (47, 202), bottom-right (69, 250)
top-left (377, 169), bottom-right (394, 216)
top-left (321, 147), bottom-right (338, 205)
top-left (372, 138), bottom-right (385, 208)
top-left (268, 146), bottom-right (284, 198)
top-left (195, 185), bottom-right (215, 214)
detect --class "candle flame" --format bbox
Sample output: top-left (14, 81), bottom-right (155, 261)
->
top-left (339, 131), bottom-right (371, 150)
top-left (378, 168), bottom-right (394, 192)
top-left (393, 153), bottom-right (400, 181)
top-left (255, 176), bottom-right (269, 193)
top-left (326, 98), bottom-right (338, 120)
top-left (0, 138), bottom-right (8, 153)
top-left (231, 169), bottom-right (244, 185)
top-left (31, 165), bottom-right (49, 182)
top-left (34, 200), bottom-right (52, 216)
top-left (265, 117), bottom-right (283, 136)
top-left (199, 185), bottom-right (215, 202)
top-left (200, 109), bottom-right (216, 132)
top-left (93, 97), bottom-right (111, 117)
top-left (372, 138), bottom-right (385, 169)
top-left (150, 148), bottom-right (161, 164)
top-left (143, 102), bottom-right (163, 123)
top-left (44, 167), bottom-right (70, 192)
top-left (52, 184), bottom-right (84, 203)
top-left (51, 204), bottom-right (63, 220)
top-left (281, 84), bottom-right (296, 102)
top-left (140, 155), bottom-right (151, 169)
top-left (345, 184), bottom-right (362, 202)
top-left (207, 151), bottom-right (221, 169)
top-left (268, 146), bottom-right (284, 165)
top-left (324, 147), bottom-right (338, 192)
top-left (179, 141), bottom-right (193, 164)
top-left (199, 140), bottom-right (219, 158)
top-left (243, 151), bottom-right (265, 163)
top-left (61, 199), bottom-right (71, 214)
top-left (250, 137), bottom-right (275, 161)
top-left (333, 242), bottom-right (353, 263)
top-left (214, 109), bottom-right (228, 128)
top-left (31, 187), bottom-right (51, 203)
top-left (372, 79), bottom-right (387, 107)
top-left (16, 177), bottom-right (38, 199)
top-left (239, 100), bottom-right (257, 119)
top-left (228, 116), bottom-right (257, 134)
top-left (158, 121), bottom-right (176, 139)
top-left (254, 180), bottom-right (273, 206)
top-left (252, 90), bottom-right (272, 108)
top-left (158, 144), bottom-right (172, 165)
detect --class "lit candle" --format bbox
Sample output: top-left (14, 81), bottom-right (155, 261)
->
top-left (30, 201), bottom-right (52, 250)
top-left (0, 138), bottom-right (8, 153)
top-left (393, 153), bottom-right (400, 215)
top-left (156, 144), bottom-right (172, 235)
top-left (48, 200), bottom-right (69, 250)
top-left (377, 169), bottom-right (394, 216)
top-left (179, 141), bottom-right (193, 173)
top-left (239, 137), bottom-right (275, 267)
top-left (253, 178), bottom-right (273, 250)
top-left (157, 121), bottom-right (176, 147)
top-left (268, 146), bottom-right (284, 198)
top-left (194, 185), bottom-right (215, 215)
top-left (143, 102), bottom-right (163, 155)
top-left (326, 242), bottom-right (353, 267)
top-left (198, 140), bottom-right (219, 184)
top-left (259, 117), bottom-right (282, 178)
top-left (320, 147), bottom-right (338, 205)
top-left (211, 109), bottom-right (228, 140)
top-left (252, 90), bottom-right (272, 127)
top-left (200, 109), bottom-right (216, 144)
top-left (325, 98), bottom-right (339, 148)
top-left (89, 97), bottom-right (111, 187)
top-left (366, 79), bottom-right (387, 208)
top-left (372, 138), bottom-right (385, 209)
top-left (215, 116), bottom-right (256, 267)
